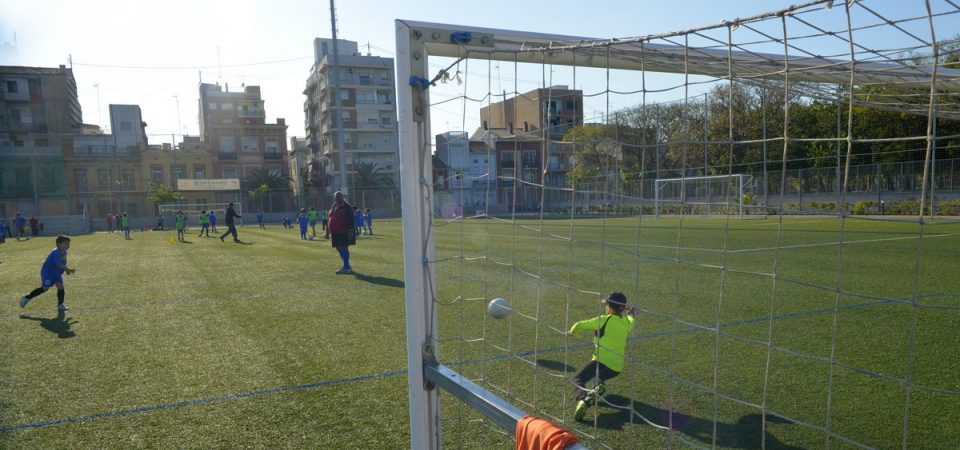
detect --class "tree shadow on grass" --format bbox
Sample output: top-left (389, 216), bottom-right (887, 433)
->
top-left (19, 311), bottom-right (77, 339)
top-left (351, 272), bottom-right (404, 288)
top-left (590, 394), bottom-right (803, 449)
top-left (536, 358), bottom-right (576, 373)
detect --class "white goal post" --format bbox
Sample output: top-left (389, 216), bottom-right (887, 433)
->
top-left (654, 174), bottom-right (754, 219)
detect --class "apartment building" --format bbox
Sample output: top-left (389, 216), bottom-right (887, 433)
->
top-left (198, 82), bottom-right (289, 207)
top-left (0, 65), bottom-right (79, 216)
top-left (303, 38), bottom-right (398, 197)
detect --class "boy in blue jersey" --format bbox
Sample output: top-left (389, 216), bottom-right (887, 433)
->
top-left (209, 211), bottom-right (218, 233)
top-left (20, 235), bottom-right (75, 311)
top-left (257, 210), bottom-right (266, 230)
top-left (175, 210), bottom-right (187, 242)
top-left (297, 208), bottom-right (309, 240)
top-left (569, 292), bottom-right (636, 421)
top-left (363, 208), bottom-right (373, 235)
top-left (354, 207), bottom-right (364, 236)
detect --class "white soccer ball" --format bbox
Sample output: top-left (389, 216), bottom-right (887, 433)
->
top-left (487, 298), bottom-right (511, 319)
top-left (309, 235), bottom-right (315, 240)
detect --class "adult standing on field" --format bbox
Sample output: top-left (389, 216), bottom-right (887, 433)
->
top-left (219, 202), bottom-right (243, 243)
top-left (328, 191), bottom-right (355, 274)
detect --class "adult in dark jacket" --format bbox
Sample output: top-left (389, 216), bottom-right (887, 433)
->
top-left (328, 191), bottom-right (355, 274)
top-left (219, 202), bottom-right (243, 243)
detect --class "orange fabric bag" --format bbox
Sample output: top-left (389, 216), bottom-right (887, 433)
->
top-left (515, 415), bottom-right (580, 450)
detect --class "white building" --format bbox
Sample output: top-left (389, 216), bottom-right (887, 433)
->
top-left (303, 38), bottom-right (398, 195)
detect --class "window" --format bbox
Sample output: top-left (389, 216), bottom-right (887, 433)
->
top-left (195, 167), bottom-right (206, 179)
top-left (359, 73), bottom-right (371, 85)
top-left (74, 170), bottom-right (87, 191)
top-left (122, 170), bottom-right (135, 189)
top-left (120, 121), bottom-right (132, 131)
top-left (172, 166), bottom-right (184, 181)
top-left (566, 100), bottom-right (575, 110)
top-left (380, 116), bottom-right (392, 125)
top-left (501, 151), bottom-right (515, 168)
top-left (219, 137), bottom-right (235, 153)
top-left (208, 102), bottom-right (218, 110)
top-left (265, 138), bottom-right (279, 154)
top-left (342, 111), bottom-right (350, 122)
top-left (10, 109), bottom-right (21, 123)
top-left (241, 136), bottom-right (259, 152)
top-left (151, 166), bottom-right (163, 181)
top-left (522, 150), bottom-right (537, 167)
top-left (222, 103), bottom-right (234, 110)
top-left (222, 167), bottom-right (237, 178)
top-left (6, 81), bottom-right (17, 93)
top-left (98, 169), bottom-right (110, 187)
top-left (339, 90), bottom-right (350, 100)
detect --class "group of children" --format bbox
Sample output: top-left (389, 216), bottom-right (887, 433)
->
top-left (289, 206), bottom-right (372, 240)
top-left (0, 213), bottom-right (37, 242)
top-left (105, 212), bottom-right (133, 239)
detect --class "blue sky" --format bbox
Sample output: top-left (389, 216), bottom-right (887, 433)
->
top-left (0, 0), bottom-right (952, 143)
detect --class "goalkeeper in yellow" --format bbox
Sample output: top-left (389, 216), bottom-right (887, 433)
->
top-left (569, 292), bottom-right (636, 421)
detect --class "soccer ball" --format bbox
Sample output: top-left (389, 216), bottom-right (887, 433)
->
top-left (487, 298), bottom-right (511, 319)
top-left (308, 235), bottom-right (315, 240)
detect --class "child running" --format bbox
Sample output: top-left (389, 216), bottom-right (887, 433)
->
top-left (257, 210), bottom-right (266, 230)
top-left (569, 292), bottom-right (636, 421)
top-left (19, 235), bottom-right (76, 311)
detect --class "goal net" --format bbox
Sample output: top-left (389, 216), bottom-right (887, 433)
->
top-left (396, 1), bottom-right (960, 448)
top-left (655, 174), bottom-right (754, 218)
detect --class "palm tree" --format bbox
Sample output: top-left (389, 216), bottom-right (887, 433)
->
top-left (353, 162), bottom-right (396, 192)
top-left (243, 168), bottom-right (291, 212)
top-left (244, 167), bottom-right (290, 190)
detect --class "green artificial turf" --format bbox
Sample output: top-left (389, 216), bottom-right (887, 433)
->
top-left (0, 215), bottom-right (957, 449)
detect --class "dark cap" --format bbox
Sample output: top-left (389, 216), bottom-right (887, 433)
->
top-left (603, 292), bottom-right (628, 310)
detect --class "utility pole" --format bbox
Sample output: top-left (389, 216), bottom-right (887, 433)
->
top-left (330, 0), bottom-right (349, 196)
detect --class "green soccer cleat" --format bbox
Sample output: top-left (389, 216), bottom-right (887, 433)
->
top-left (584, 383), bottom-right (606, 407)
top-left (574, 399), bottom-right (589, 421)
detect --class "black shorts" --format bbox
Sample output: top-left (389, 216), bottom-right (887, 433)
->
top-left (331, 230), bottom-right (356, 247)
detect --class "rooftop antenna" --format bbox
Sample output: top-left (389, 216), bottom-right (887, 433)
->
top-left (217, 46), bottom-right (223, 86)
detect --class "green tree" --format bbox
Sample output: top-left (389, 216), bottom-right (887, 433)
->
top-left (244, 167), bottom-right (290, 190)
top-left (248, 183), bottom-right (270, 210)
top-left (354, 162), bottom-right (396, 192)
top-left (145, 182), bottom-right (183, 215)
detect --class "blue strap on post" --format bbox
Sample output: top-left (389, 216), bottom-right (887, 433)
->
top-left (409, 75), bottom-right (431, 90)
top-left (451, 32), bottom-right (472, 44)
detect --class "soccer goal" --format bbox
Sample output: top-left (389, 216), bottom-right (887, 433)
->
top-left (157, 203), bottom-right (242, 230)
top-left (396, 2), bottom-right (960, 448)
top-left (654, 174), bottom-right (754, 219)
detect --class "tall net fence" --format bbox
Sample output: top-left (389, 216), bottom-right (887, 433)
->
top-left (397, 1), bottom-right (960, 448)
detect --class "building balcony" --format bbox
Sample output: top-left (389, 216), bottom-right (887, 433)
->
top-left (219, 151), bottom-right (237, 160)
top-left (263, 152), bottom-right (283, 160)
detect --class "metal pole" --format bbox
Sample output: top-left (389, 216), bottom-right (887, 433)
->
top-left (930, 116), bottom-right (938, 219)
top-left (329, 0), bottom-right (349, 196)
top-left (761, 91), bottom-right (768, 218)
top-left (836, 85), bottom-right (843, 215)
top-left (396, 19), bottom-right (440, 450)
